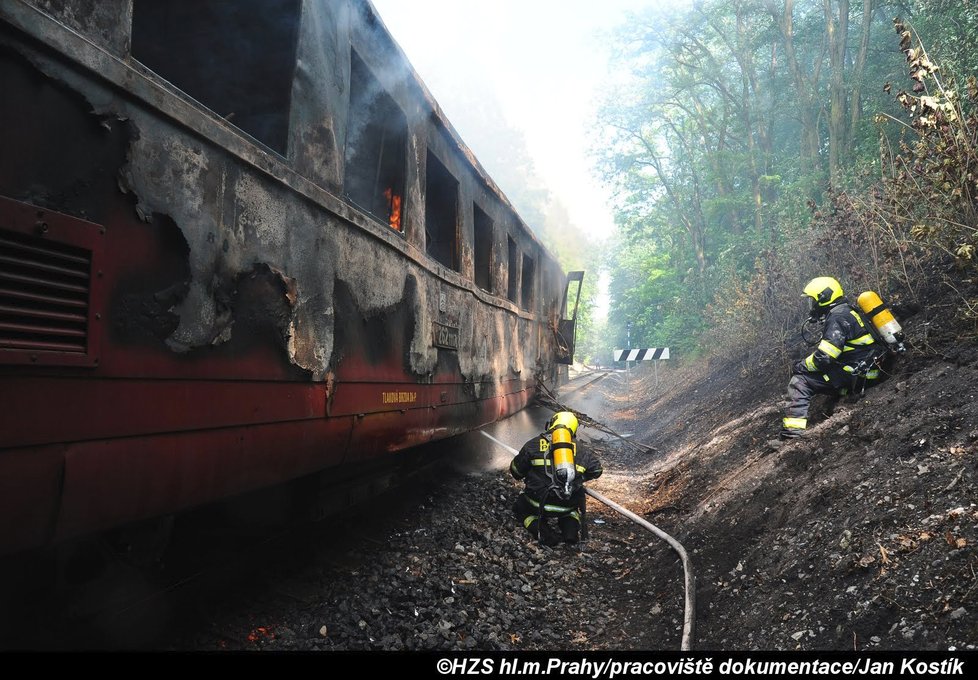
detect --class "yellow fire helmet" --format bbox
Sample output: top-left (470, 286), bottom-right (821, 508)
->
top-left (802, 276), bottom-right (844, 309)
top-left (546, 411), bottom-right (579, 436)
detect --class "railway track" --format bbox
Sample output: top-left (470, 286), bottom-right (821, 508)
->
top-left (561, 369), bottom-right (613, 396)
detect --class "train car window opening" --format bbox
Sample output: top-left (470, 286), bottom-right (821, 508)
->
top-left (473, 203), bottom-right (493, 292)
top-left (521, 253), bottom-right (535, 310)
top-left (344, 51), bottom-right (408, 233)
top-left (506, 236), bottom-right (519, 304)
top-left (424, 152), bottom-right (459, 272)
top-left (561, 273), bottom-right (584, 321)
top-left (130, 0), bottom-right (301, 156)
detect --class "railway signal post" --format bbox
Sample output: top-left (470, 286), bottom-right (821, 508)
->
top-left (613, 347), bottom-right (671, 390)
top-left (626, 322), bottom-right (632, 388)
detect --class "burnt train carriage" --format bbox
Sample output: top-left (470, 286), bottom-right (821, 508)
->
top-left (0, 0), bottom-right (583, 555)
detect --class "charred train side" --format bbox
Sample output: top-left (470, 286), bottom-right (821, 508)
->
top-left (0, 0), bottom-right (582, 555)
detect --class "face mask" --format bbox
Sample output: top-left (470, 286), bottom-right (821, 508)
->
top-left (807, 298), bottom-right (824, 323)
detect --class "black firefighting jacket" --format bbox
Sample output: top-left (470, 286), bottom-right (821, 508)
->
top-left (510, 430), bottom-right (603, 502)
top-left (798, 301), bottom-right (885, 384)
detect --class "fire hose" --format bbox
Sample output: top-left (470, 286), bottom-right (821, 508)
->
top-left (480, 430), bottom-right (697, 651)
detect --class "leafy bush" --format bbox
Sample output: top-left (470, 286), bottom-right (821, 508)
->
top-left (878, 18), bottom-right (978, 267)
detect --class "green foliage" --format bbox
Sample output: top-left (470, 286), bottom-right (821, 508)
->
top-left (592, 0), bottom-right (972, 363)
top-left (878, 18), bottom-right (978, 265)
top-left (605, 231), bottom-right (709, 360)
top-left (906, 1), bottom-right (978, 87)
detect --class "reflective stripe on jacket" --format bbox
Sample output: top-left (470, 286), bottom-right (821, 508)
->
top-left (510, 431), bottom-right (603, 501)
top-left (799, 303), bottom-right (883, 380)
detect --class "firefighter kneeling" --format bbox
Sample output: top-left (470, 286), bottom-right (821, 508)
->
top-left (781, 276), bottom-right (903, 440)
top-left (511, 411), bottom-right (603, 546)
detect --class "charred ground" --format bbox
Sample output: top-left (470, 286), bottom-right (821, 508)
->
top-left (160, 269), bottom-right (977, 652)
top-left (21, 275), bottom-right (976, 652)
top-left (595, 271), bottom-right (978, 651)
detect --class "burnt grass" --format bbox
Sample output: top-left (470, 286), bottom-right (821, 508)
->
top-left (594, 272), bottom-right (978, 651)
top-left (164, 278), bottom-right (978, 652)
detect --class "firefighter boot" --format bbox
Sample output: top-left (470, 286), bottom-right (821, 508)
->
top-left (538, 520), bottom-right (561, 547)
top-left (558, 514), bottom-right (580, 545)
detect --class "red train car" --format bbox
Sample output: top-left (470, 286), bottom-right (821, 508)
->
top-left (0, 0), bottom-right (582, 555)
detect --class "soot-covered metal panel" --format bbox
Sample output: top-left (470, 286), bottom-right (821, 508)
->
top-left (2, 0), bottom-right (559, 389)
top-left (0, 0), bottom-right (571, 556)
top-left (288, 0), bottom-right (349, 192)
top-left (30, 0), bottom-right (131, 57)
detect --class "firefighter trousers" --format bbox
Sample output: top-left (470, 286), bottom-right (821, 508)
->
top-left (513, 491), bottom-right (583, 545)
top-left (783, 369), bottom-right (885, 434)
top-left (783, 373), bottom-right (841, 433)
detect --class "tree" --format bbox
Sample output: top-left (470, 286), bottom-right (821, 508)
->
top-left (594, 0), bottom-right (903, 357)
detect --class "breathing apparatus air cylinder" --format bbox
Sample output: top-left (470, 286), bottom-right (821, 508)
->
top-left (550, 426), bottom-right (576, 499)
top-left (856, 291), bottom-right (906, 353)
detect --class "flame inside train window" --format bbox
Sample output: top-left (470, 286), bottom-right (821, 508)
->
top-left (425, 152), bottom-right (459, 272)
top-left (130, 0), bottom-right (301, 155)
top-left (345, 51), bottom-right (408, 232)
top-left (473, 204), bottom-right (493, 292)
top-left (507, 236), bottom-right (518, 303)
top-left (521, 253), bottom-right (535, 310)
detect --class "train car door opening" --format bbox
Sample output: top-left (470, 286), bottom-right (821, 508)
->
top-left (556, 270), bottom-right (584, 365)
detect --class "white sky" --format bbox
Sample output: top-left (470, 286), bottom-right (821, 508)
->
top-left (370, 0), bottom-right (669, 243)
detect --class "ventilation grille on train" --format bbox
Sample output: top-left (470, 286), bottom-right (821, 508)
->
top-left (0, 229), bottom-right (91, 355)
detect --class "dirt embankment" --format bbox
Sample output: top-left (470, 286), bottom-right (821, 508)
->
top-left (598, 278), bottom-right (978, 650)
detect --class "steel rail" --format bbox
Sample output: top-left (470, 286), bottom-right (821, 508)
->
top-left (560, 369), bottom-right (611, 396)
top-left (480, 430), bottom-right (696, 650)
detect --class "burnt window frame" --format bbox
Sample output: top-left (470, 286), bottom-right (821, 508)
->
top-left (472, 203), bottom-right (493, 293)
top-left (506, 235), bottom-right (518, 304)
top-left (343, 49), bottom-right (409, 234)
top-left (130, 0), bottom-right (303, 156)
top-left (424, 151), bottom-right (460, 272)
top-left (521, 250), bottom-right (535, 311)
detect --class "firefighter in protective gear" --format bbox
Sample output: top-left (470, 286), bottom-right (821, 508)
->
top-left (781, 277), bottom-right (890, 439)
top-left (510, 411), bottom-right (603, 545)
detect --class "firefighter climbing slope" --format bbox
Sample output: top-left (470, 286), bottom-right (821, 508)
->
top-left (781, 277), bottom-right (905, 439)
top-left (511, 412), bottom-right (603, 545)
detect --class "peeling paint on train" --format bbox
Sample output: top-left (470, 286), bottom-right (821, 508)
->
top-left (0, 0), bottom-right (573, 554)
